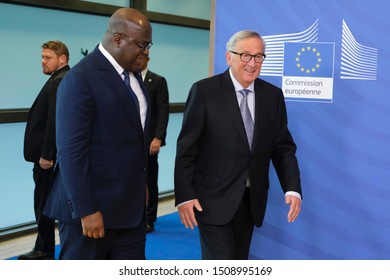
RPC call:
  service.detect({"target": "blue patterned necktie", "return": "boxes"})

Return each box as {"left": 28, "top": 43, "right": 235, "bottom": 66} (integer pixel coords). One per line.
{"left": 239, "top": 89, "right": 254, "bottom": 149}
{"left": 123, "top": 70, "right": 140, "bottom": 112}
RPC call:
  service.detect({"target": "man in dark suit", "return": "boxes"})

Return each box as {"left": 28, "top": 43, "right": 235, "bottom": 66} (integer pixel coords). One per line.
{"left": 44, "top": 8, "right": 153, "bottom": 259}
{"left": 174, "top": 30, "right": 302, "bottom": 260}
{"left": 139, "top": 54, "right": 169, "bottom": 233}
{"left": 20, "top": 40, "right": 70, "bottom": 260}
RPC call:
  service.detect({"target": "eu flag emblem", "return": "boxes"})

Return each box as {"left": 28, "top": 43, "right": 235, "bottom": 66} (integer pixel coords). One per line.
{"left": 283, "top": 42, "right": 334, "bottom": 78}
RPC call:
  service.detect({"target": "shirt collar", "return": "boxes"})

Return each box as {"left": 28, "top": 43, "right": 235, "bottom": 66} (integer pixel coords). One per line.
{"left": 98, "top": 43, "right": 125, "bottom": 76}
{"left": 229, "top": 68, "right": 255, "bottom": 93}
{"left": 141, "top": 68, "right": 148, "bottom": 81}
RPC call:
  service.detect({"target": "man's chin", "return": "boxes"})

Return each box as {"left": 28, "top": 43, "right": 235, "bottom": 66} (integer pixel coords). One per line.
{"left": 129, "top": 64, "right": 141, "bottom": 72}
{"left": 244, "top": 72, "right": 260, "bottom": 81}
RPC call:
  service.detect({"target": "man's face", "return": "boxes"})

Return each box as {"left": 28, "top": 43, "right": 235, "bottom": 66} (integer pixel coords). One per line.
{"left": 41, "top": 49, "right": 61, "bottom": 75}
{"left": 117, "top": 26, "right": 152, "bottom": 72}
{"left": 226, "top": 37, "right": 265, "bottom": 88}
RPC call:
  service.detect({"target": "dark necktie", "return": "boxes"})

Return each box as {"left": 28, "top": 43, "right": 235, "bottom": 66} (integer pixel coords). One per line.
{"left": 239, "top": 89, "right": 254, "bottom": 149}
{"left": 123, "top": 70, "right": 140, "bottom": 112}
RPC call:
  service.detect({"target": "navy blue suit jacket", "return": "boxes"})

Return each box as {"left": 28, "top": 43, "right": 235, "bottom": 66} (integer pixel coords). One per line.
{"left": 45, "top": 47, "right": 150, "bottom": 229}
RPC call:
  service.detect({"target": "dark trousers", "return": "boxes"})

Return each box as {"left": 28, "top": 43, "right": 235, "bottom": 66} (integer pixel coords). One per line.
{"left": 32, "top": 163, "right": 55, "bottom": 254}
{"left": 58, "top": 220, "right": 146, "bottom": 260}
{"left": 146, "top": 154, "right": 159, "bottom": 223}
{"left": 198, "top": 188, "right": 254, "bottom": 260}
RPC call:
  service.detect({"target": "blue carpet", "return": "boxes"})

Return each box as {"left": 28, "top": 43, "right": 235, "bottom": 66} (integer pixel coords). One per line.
{"left": 8, "top": 212, "right": 201, "bottom": 260}
{"left": 146, "top": 212, "right": 201, "bottom": 260}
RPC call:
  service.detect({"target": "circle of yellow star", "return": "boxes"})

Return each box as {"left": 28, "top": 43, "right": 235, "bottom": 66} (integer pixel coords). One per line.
{"left": 295, "top": 46, "right": 321, "bottom": 74}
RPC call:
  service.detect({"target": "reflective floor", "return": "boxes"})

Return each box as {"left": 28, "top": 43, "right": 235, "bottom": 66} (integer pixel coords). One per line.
{"left": 0, "top": 197, "right": 176, "bottom": 260}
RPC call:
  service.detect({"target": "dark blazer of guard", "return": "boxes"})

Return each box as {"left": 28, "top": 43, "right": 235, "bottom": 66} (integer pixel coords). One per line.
{"left": 45, "top": 47, "right": 150, "bottom": 229}
{"left": 143, "top": 70, "right": 169, "bottom": 146}
{"left": 175, "top": 69, "right": 301, "bottom": 228}
{"left": 24, "top": 65, "right": 70, "bottom": 163}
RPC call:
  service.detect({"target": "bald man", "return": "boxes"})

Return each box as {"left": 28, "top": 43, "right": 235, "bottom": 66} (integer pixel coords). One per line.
{"left": 44, "top": 8, "right": 153, "bottom": 260}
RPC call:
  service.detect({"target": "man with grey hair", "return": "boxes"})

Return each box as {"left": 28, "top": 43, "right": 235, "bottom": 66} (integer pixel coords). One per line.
{"left": 175, "top": 30, "right": 302, "bottom": 259}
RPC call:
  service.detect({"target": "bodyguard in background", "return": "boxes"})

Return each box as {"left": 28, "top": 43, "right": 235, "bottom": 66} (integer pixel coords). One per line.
{"left": 174, "top": 30, "right": 302, "bottom": 259}
{"left": 139, "top": 54, "right": 169, "bottom": 233}
{"left": 20, "top": 40, "right": 70, "bottom": 260}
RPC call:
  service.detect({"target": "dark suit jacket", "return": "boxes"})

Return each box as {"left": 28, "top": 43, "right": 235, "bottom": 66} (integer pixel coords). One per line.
{"left": 174, "top": 69, "right": 301, "bottom": 227}
{"left": 24, "top": 65, "right": 70, "bottom": 163}
{"left": 143, "top": 70, "right": 169, "bottom": 146}
{"left": 44, "top": 47, "right": 150, "bottom": 229}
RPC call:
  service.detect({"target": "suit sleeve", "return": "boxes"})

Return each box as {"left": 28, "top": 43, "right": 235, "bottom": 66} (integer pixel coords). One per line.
{"left": 154, "top": 76, "right": 169, "bottom": 143}
{"left": 41, "top": 78, "right": 61, "bottom": 161}
{"left": 174, "top": 83, "right": 205, "bottom": 205}
{"left": 271, "top": 89, "right": 302, "bottom": 196}
{"left": 56, "top": 73, "right": 97, "bottom": 219}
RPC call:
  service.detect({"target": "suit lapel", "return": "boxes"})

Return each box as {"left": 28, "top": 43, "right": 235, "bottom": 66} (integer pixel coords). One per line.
{"left": 144, "top": 70, "right": 153, "bottom": 84}
{"left": 219, "top": 70, "right": 251, "bottom": 151}
{"left": 252, "top": 79, "right": 266, "bottom": 151}
{"left": 93, "top": 49, "right": 144, "bottom": 136}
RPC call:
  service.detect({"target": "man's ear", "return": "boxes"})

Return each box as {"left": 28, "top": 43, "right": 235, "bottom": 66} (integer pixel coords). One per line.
{"left": 226, "top": 51, "right": 232, "bottom": 66}
{"left": 59, "top": 54, "right": 67, "bottom": 65}
{"left": 113, "top": 33, "right": 122, "bottom": 47}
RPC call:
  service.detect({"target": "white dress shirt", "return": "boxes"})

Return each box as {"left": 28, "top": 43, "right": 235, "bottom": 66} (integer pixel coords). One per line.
{"left": 98, "top": 43, "right": 147, "bottom": 130}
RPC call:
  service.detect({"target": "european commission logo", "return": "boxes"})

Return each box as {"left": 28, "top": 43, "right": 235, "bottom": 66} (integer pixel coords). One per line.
{"left": 282, "top": 42, "right": 335, "bottom": 102}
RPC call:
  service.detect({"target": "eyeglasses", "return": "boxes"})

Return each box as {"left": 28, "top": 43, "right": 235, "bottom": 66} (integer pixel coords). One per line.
{"left": 120, "top": 33, "right": 153, "bottom": 51}
{"left": 230, "top": 51, "right": 266, "bottom": 63}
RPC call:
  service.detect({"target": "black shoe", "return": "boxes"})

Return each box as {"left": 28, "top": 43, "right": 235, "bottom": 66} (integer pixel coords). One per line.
{"left": 17, "top": 249, "right": 54, "bottom": 260}
{"left": 146, "top": 222, "right": 155, "bottom": 233}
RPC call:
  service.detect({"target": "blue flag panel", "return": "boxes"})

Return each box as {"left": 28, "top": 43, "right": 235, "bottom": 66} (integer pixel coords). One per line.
{"left": 283, "top": 42, "right": 334, "bottom": 78}
{"left": 214, "top": 0, "right": 390, "bottom": 260}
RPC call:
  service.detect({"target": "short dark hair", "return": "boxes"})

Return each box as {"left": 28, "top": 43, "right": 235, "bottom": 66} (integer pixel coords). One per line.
{"left": 41, "top": 40, "right": 69, "bottom": 62}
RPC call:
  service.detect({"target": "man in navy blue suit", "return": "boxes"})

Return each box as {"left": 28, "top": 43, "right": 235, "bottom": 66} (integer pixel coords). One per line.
{"left": 44, "top": 8, "right": 153, "bottom": 259}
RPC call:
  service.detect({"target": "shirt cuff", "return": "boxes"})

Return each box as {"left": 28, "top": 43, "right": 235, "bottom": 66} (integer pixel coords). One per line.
{"left": 176, "top": 199, "right": 195, "bottom": 208}
{"left": 285, "top": 191, "right": 302, "bottom": 201}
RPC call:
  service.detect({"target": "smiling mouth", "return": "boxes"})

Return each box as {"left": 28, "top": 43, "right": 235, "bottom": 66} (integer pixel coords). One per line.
{"left": 244, "top": 68, "right": 257, "bottom": 73}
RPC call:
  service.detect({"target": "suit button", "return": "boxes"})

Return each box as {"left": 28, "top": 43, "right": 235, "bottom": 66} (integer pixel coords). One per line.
{"left": 67, "top": 200, "right": 73, "bottom": 211}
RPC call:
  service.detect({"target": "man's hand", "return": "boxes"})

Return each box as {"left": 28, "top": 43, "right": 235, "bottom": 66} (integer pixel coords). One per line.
{"left": 81, "top": 211, "right": 105, "bottom": 239}
{"left": 149, "top": 138, "right": 162, "bottom": 155}
{"left": 285, "top": 195, "right": 301, "bottom": 222}
{"left": 39, "top": 157, "right": 54, "bottom": 170}
{"left": 177, "top": 199, "right": 203, "bottom": 230}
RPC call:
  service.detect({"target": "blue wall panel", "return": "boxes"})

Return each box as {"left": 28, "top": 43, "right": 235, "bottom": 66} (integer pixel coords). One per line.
{"left": 215, "top": 0, "right": 390, "bottom": 259}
